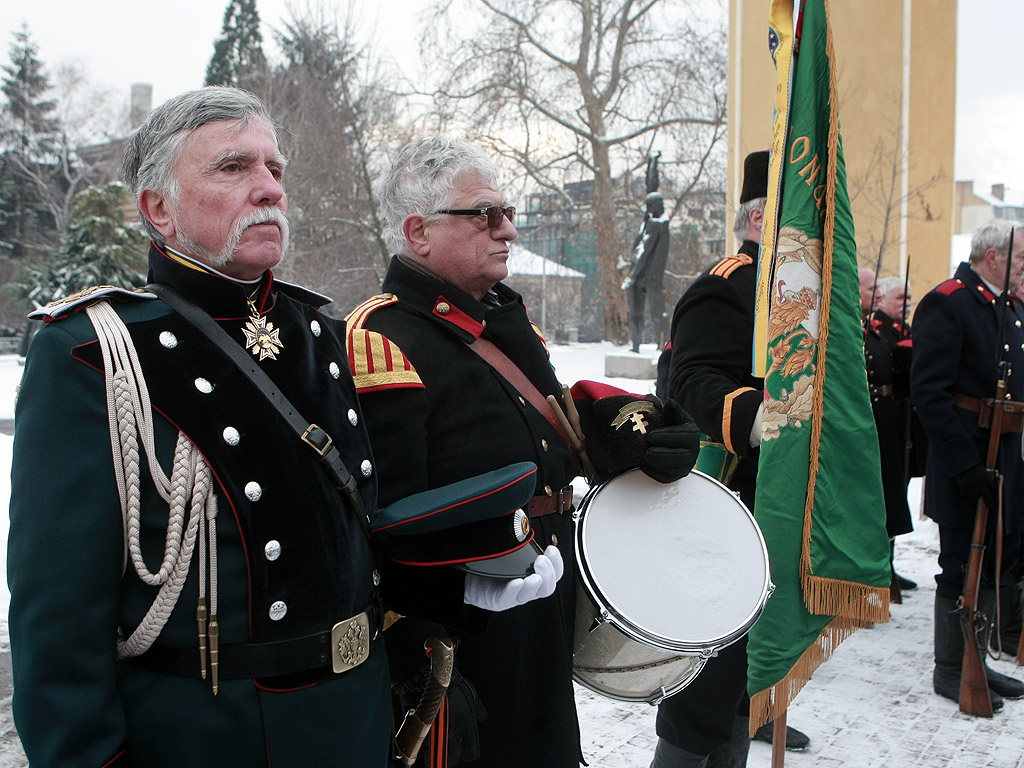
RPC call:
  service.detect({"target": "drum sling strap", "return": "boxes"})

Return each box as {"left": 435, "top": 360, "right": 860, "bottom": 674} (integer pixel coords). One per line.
{"left": 146, "top": 283, "right": 370, "bottom": 536}
{"left": 467, "top": 336, "right": 572, "bottom": 446}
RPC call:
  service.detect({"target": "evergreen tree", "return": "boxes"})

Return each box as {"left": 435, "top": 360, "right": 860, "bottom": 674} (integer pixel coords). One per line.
{"left": 205, "top": 0, "right": 268, "bottom": 88}
{"left": 27, "top": 182, "right": 148, "bottom": 303}
{"left": 1, "top": 23, "right": 60, "bottom": 161}
{"left": 0, "top": 24, "right": 65, "bottom": 260}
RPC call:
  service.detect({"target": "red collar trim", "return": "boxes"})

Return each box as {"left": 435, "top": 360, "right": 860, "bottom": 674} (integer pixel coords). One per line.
{"left": 432, "top": 295, "right": 484, "bottom": 337}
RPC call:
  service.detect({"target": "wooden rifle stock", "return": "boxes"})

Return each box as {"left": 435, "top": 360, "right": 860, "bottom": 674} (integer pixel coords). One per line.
{"left": 958, "top": 376, "right": 1007, "bottom": 717}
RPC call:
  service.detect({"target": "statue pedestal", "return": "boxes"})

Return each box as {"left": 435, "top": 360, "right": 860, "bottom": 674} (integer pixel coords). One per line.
{"left": 604, "top": 350, "right": 659, "bottom": 380}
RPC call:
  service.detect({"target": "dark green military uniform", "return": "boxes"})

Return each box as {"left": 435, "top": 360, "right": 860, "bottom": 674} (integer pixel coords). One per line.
{"left": 8, "top": 244, "right": 390, "bottom": 767}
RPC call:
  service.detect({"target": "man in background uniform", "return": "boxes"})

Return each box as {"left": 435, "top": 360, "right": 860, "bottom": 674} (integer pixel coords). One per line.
{"left": 864, "top": 275, "right": 917, "bottom": 597}
{"left": 652, "top": 151, "right": 809, "bottom": 767}
{"left": 911, "top": 218, "right": 1024, "bottom": 710}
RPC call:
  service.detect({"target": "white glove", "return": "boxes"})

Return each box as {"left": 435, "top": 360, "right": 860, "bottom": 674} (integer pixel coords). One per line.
{"left": 463, "top": 545, "right": 564, "bottom": 611}
{"left": 749, "top": 402, "right": 765, "bottom": 447}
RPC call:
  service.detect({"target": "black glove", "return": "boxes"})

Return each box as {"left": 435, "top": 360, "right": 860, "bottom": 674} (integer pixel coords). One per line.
{"left": 395, "top": 662, "right": 487, "bottom": 766}
{"left": 640, "top": 398, "right": 701, "bottom": 484}
{"left": 954, "top": 463, "right": 998, "bottom": 509}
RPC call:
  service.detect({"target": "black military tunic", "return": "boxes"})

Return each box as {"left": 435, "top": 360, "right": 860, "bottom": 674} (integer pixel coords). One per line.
{"left": 347, "top": 255, "right": 583, "bottom": 767}
{"left": 9, "top": 244, "right": 390, "bottom": 767}
{"left": 864, "top": 312, "right": 913, "bottom": 537}
{"left": 911, "top": 261, "right": 1024, "bottom": 595}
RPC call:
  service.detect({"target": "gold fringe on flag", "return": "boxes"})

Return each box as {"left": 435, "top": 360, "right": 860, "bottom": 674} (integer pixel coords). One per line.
{"left": 748, "top": 613, "right": 869, "bottom": 735}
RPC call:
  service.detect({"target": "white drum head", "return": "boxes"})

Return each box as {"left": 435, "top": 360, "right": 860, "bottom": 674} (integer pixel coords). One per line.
{"left": 576, "top": 469, "right": 770, "bottom": 654}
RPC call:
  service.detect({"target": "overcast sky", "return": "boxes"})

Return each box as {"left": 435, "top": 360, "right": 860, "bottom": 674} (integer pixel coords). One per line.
{"left": 1, "top": 0, "right": 1022, "bottom": 194}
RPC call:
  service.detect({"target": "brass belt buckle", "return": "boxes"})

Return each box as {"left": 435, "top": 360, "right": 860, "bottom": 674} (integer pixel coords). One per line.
{"left": 331, "top": 611, "right": 371, "bottom": 674}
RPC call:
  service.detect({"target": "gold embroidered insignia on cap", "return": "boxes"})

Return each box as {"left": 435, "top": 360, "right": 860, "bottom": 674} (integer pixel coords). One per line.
{"left": 611, "top": 400, "right": 657, "bottom": 435}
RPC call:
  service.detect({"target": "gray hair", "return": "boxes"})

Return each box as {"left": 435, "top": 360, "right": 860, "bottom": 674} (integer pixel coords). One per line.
{"left": 121, "top": 86, "right": 280, "bottom": 243}
{"left": 375, "top": 136, "right": 500, "bottom": 256}
{"left": 969, "top": 218, "right": 1023, "bottom": 264}
{"left": 875, "top": 275, "right": 904, "bottom": 298}
{"left": 733, "top": 196, "right": 767, "bottom": 241}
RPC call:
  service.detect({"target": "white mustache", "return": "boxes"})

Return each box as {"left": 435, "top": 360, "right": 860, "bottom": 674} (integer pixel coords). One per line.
{"left": 226, "top": 207, "right": 290, "bottom": 259}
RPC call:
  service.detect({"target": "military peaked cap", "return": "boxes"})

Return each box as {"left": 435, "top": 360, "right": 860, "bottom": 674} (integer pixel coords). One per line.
{"left": 372, "top": 461, "right": 541, "bottom": 578}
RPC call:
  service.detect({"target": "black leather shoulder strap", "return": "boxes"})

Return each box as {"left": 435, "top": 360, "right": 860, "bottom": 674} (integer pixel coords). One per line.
{"left": 146, "top": 283, "right": 369, "bottom": 534}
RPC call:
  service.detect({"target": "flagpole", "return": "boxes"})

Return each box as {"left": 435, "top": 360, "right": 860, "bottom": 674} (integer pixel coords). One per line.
{"left": 771, "top": 709, "right": 787, "bottom": 768}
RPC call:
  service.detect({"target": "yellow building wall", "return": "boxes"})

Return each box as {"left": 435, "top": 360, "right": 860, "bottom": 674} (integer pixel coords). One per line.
{"left": 729, "top": 0, "right": 957, "bottom": 305}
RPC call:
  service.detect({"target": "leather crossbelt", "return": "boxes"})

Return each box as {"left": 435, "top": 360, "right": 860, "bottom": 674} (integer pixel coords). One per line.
{"left": 145, "top": 283, "right": 368, "bottom": 535}
{"left": 125, "top": 609, "right": 378, "bottom": 680}
{"left": 953, "top": 393, "right": 1024, "bottom": 434}
{"left": 466, "top": 336, "right": 572, "bottom": 447}
{"left": 525, "top": 486, "right": 574, "bottom": 518}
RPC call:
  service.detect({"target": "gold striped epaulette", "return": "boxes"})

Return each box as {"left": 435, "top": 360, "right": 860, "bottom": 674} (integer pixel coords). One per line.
{"left": 708, "top": 253, "right": 754, "bottom": 279}
{"left": 345, "top": 294, "right": 424, "bottom": 393}
{"left": 530, "top": 322, "right": 548, "bottom": 348}
{"left": 29, "top": 285, "right": 158, "bottom": 321}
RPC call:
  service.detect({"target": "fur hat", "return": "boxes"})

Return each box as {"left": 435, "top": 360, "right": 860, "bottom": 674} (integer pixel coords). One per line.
{"left": 740, "top": 150, "right": 770, "bottom": 204}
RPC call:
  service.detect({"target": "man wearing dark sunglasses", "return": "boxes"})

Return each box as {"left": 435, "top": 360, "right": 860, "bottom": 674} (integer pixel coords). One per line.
{"left": 346, "top": 136, "right": 701, "bottom": 768}
{"left": 435, "top": 204, "right": 517, "bottom": 230}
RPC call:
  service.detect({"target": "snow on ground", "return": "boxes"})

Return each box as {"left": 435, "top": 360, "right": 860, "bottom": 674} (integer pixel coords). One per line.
{"left": 0, "top": 345, "right": 1021, "bottom": 766}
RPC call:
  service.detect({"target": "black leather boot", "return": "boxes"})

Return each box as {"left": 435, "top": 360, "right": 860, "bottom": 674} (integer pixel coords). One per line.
{"left": 650, "top": 737, "right": 709, "bottom": 768}
{"left": 706, "top": 716, "right": 751, "bottom": 768}
{"left": 979, "top": 589, "right": 1024, "bottom": 699}
{"left": 933, "top": 594, "right": 1004, "bottom": 711}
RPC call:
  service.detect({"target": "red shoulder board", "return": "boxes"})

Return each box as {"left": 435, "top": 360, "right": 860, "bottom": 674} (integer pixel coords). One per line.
{"left": 934, "top": 278, "right": 965, "bottom": 296}
{"left": 709, "top": 253, "right": 754, "bottom": 279}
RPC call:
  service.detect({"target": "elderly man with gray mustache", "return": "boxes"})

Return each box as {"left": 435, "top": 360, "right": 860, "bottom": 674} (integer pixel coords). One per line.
{"left": 8, "top": 86, "right": 392, "bottom": 767}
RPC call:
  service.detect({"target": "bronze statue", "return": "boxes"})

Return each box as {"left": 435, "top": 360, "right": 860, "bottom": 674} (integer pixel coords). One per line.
{"left": 621, "top": 153, "right": 670, "bottom": 353}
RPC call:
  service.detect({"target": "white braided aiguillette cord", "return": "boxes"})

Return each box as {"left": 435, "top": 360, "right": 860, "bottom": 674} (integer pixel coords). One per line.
{"left": 82, "top": 302, "right": 213, "bottom": 658}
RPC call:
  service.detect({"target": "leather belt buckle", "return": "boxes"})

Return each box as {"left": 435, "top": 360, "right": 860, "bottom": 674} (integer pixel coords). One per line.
{"left": 557, "top": 485, "right": 574, "bottom": 513}
{"left": 302, "top": 423, "right": 333, "bottom": 456}
{"left": 330, "top": 611, "right": 371, "bottom": 674}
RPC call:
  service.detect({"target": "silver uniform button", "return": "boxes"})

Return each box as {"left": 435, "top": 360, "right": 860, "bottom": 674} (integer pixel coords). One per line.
{"left": 265, "top": 540, "right": 282, "bottom": 561}
{"left": 360, "top": 459, "right": 373, "bottom": 477}
{"left": 329, "top": 361, "right": 341, "bottom": 379}
{"left": 310, "top": 320, "right": 322, "bottom": 337}
{"left": 159, "top": 331, "right": 178, "bottom": 349}
{"left": 194, "top": 378, "right": 214, "bottom": 394}
{"left": 348, "top": 409, "right": 358, "bottom": 427}
{"left": 222, "top": 426, "right": 241, "bottom": 446}
{"left": 245, "top": 481, "right": 263, "bottom": 501}
{"left": 269, "top": 601, "right": 288, "bottom": 621}
{"left": 373, "top": 569, "right": 381, "bottom": 587}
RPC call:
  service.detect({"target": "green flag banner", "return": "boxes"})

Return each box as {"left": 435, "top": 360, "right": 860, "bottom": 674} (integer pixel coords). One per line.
{"left": 748, "top": 0, "right": 891, "bottom": 733}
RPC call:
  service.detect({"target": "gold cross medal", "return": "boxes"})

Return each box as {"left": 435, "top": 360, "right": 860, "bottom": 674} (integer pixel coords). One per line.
{"left": 243, "top": 312, "right": 284, "bottom": 361}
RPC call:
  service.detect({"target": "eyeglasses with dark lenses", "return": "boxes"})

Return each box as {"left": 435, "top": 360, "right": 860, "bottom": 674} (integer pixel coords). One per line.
{"left": 435, "top": 205, "right": 516, "bottom": 230}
